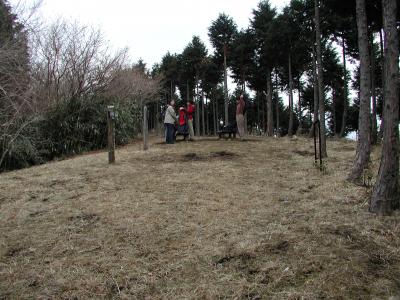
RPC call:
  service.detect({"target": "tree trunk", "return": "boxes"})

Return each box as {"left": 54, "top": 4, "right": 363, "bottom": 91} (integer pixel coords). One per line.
{"left": 340, "top": 36, "right": 348, "bottom": 137}
{"left": 242, "top": 73, "right": 246, "bottom": 93}
{"left": 257, "top": 92, "right": 260, "bottom": 134}
{"left": 276, "top": 96, "right": 280, "bottom": 137}
{"left": 266, "top": 69, "right": 274, "bottom": 136}
{"left": 206, "top": 99, "right": 209, "bottom": 135}
{"left": 379, "top": 29, "right": 385, "bottom": 62}
{"left": 309, "top": 47, "right": 319, "bottom": 138}
{"left": 288, "top": 54, "right": 294, "bottom": 137}
{"left": 296, "top": 82, "right": 303, "bottom": 136}
{"left": 332, "top": 88, "right": 337, "bottom": 135}
{"left": 201, "top": 92, "right": 206, "bottom": 136}
{"left": 315, "top": 0, "right": 327, "bottom": 157}
{"left": 348, "top": 0, "right": 372, "bottom": 182}
{"left": 196, "top": 99, "right": 200, "bottom": 136}
{"left": 262, "top": 91, "right": 266, "bottom": 133}
{"left": 243, "top": 81, "right": 249, "bottom": 134}
{"left": 378, "top": 29, "right": 385, "bottom": 139}
{"left": 143, "top": 105, "right": 149, "bottom": 151}
{"left": 138, "top": 99, "right": 143, "bottom": 135}
{"left": 213, "top": 97, "right": 217, "bottom": 135}
{"left": 223, "top": 44, "right": 229, "bottom": 125}
{"left": 195, "top": 77, "right": 200, "bottom": 136}
{"left": 370, "top": 35, "right": 378, "bottom": 145}
{"left": 370, "top": 0, "right": 399, "bottom": 214}
{"left": 275, "top": 73, "right": 280, "bottom": 137}
{"left": 216, "top": 95, "right": 219, "bottom": 130}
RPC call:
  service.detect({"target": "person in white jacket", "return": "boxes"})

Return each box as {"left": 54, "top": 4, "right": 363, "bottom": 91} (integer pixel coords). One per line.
{"left": 164, "top": 100, "right": 178, "bottom": 144}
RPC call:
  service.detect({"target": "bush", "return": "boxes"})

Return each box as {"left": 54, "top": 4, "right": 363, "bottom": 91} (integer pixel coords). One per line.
{"left": 0, "top": 117, "right": 44, "bottom": 171}
{"left": 0, "top": 135, "right": 42, "bottom": 170}
{"left": 0, "top": 97, "right": 140, "bottom": 172}
{"left": 38, "top": 97, "right": 138, "bottom": 159}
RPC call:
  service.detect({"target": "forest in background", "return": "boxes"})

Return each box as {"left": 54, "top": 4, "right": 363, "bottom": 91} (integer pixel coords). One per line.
{"left": 1, "top": 0, "right": 399, "bottom": 214}
{"left": 0, "top": 0, "right": 390, "bottom": 170}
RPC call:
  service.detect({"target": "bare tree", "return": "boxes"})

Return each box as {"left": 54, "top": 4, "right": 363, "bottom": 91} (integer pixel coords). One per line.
{"left": 339, "top": 36, "right": 348, "bottom": 138}
{"left": 288, "top": 55, "right": 294, "bottom": 137}
{"left": 266, "top": 69, "right": 273, "bottom": 137}
{"left": 31, "top": 21, "right": 128, "bottom": 108}
{"left": 309, "top": 49, "right": 319, "bottom": 138}
{"left": 314, "top": 0, "right": 327, "bottom": 157}
{"left": 370, "top": 36, "right": 378, "bottom": 145}
{"left": 348, "top": 0, "right": 371, "bottom": 182}
{"left": 106, "top": 65, "right": 162, "bottom": 105}
{"left": 0, "top": 1, "right": 37, "bottom": 169}
{"left": 1, "top": 13, "right": 162, "bottom": 170}
{"left": 370, "top": 0, "right": 399, "bottom": 214}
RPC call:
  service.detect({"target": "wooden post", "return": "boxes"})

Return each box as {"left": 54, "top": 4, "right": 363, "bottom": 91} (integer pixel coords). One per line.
{"left": 201, "top": 93, "right": 206, "bottom": 136}
{"left": 107, "top": 105, "right": 115, "bottom": 163}
{"left": 155, "top": 99, "right": 159, "bottom": 136}
{"left": 143, "top": 105, "right": 149, "bottom": 151}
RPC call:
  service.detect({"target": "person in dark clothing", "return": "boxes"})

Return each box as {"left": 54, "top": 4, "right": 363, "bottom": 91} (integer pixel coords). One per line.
{"left": 164, "top": 100, "right": 177, "bottom": 144}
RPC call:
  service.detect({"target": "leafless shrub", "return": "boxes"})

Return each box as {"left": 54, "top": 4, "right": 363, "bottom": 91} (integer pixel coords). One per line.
{"left": 105, "top": 65, "right": 163, "bottom": 105}
{"left": 0, "top": 33, "right": 34, "bottom": 168}
{"left": 30, "top": 20, "right": 129, "bottom": 109}
{"left": 0, "top": 13, "right": 161, "bottom": 170}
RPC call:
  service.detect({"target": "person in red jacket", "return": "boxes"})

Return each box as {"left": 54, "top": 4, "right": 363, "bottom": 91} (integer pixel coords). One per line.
{"left": 176, "top": 106, "right": 189, "bottom": 140}
{"left": 179, "top": 107, "right": 187, "bottom": 126}
{"left": 186, "top": 100, "right": 196, "bottom": 141}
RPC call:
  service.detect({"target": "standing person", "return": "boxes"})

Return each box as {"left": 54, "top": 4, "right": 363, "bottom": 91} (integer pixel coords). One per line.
{"left": 164, "top": 99, "right": 177, "bottom": 144}
{"left": 187, "top": 100, "right": 196, "bottom": 141}
{"left": 236, "top": 94, "right": 246, "bottom": 140}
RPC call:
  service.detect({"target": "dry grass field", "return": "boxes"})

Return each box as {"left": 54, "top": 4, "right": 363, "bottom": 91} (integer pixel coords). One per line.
{"left": 1, "top": 136, "right": 400, "bottom": 299}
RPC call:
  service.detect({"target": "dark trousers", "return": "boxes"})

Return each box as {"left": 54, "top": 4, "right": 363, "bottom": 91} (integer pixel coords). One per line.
{"left": 165, "top": 123, "right": 175, "bottom": 144}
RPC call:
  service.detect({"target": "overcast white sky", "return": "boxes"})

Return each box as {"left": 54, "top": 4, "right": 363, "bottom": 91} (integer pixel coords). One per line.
{"left": 12, "top": 0, "right": 289, "bottom": 68}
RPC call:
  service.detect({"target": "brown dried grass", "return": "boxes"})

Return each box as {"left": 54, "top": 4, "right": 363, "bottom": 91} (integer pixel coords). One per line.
{"left": 1, "top": 136, "right": 400, "bottom": 299}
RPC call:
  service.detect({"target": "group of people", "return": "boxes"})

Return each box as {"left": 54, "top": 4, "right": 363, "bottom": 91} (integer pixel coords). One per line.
{"left": 163, "top": 94, "right": 246, "bottom": 144}
{"left": 163, "top": 100, "right": 196, "bottom": 144}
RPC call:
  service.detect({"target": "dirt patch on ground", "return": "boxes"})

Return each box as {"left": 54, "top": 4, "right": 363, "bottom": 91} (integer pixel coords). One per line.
{"left": 210, "top": 150, "right": 236, "bottom": 158}
{"left": 293, "top": 150, "right": 315, "bottom": 157}
{"left": 182, "top": 152, "right": 204, "bottom": 161}
{"left": 4, "top": 247, "right": 24, "bottom": 258}
{"left": 0, "top": 136, "right": 399, "bottom": 299}
{"left": 181, "top": 151, "right": 238, "bottom": 162}
{"left": 68, "top": 212, "right": 100, "bottom": 223}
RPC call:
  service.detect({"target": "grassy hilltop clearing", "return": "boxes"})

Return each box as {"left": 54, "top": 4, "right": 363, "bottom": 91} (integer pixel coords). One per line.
{"left": 1, "top": 137, "right": 400, "bottom": 299}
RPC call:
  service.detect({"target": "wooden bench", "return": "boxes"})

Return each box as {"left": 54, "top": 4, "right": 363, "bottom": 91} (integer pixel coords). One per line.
{"left": 218, "top": 123, "right": 237, "bottom": 139}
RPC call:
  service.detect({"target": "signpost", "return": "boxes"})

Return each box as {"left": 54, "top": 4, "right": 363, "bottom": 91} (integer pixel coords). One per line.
{"left": 107, "top": 105, "right": 116, "bottom": 163}
{"left": 143, "top": 105, "right": 149, "bottom": 151}
{"left": 313, "top": 120, "right": 322, "bottom": 170}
